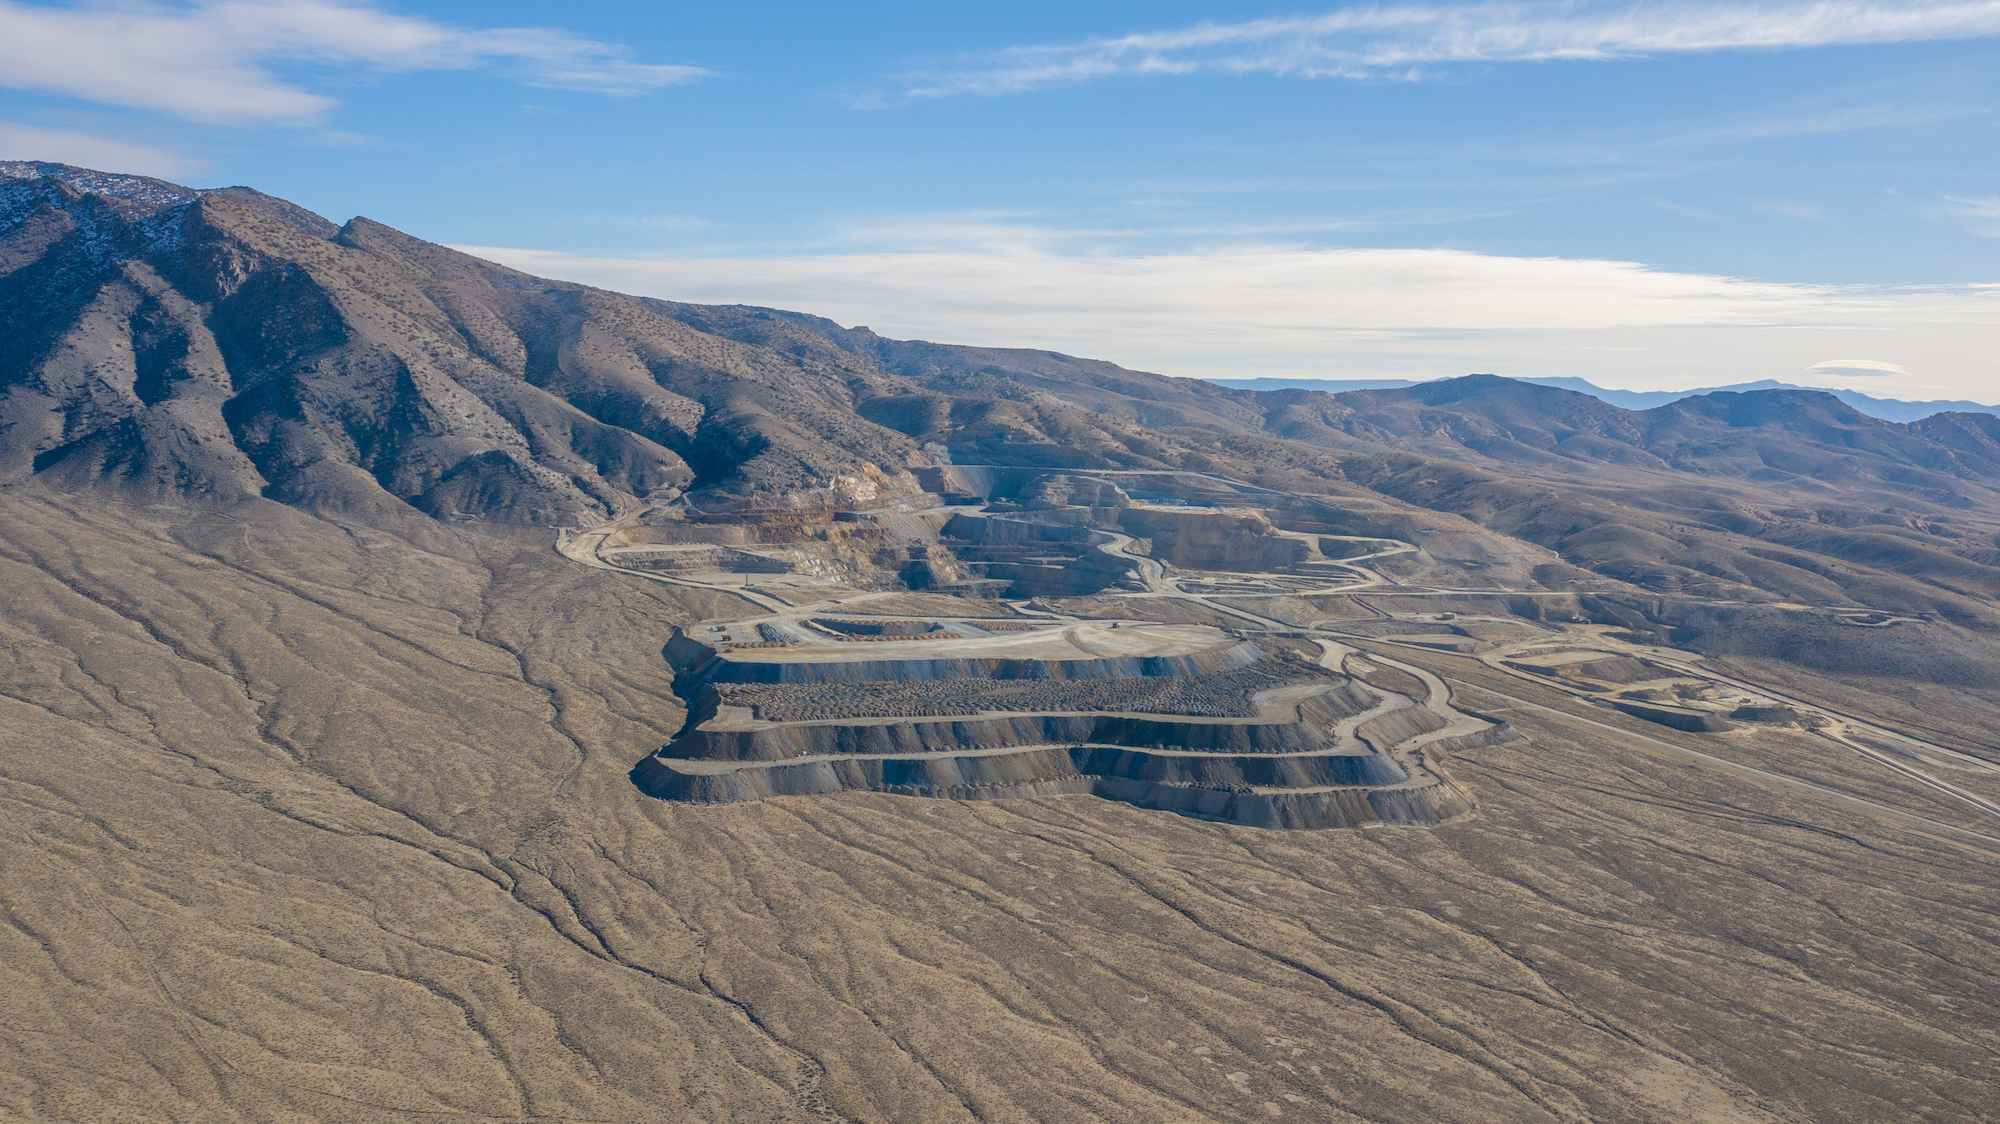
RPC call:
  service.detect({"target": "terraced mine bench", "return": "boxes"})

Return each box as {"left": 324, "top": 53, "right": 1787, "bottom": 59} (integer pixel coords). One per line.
{"left": 633, "top": 621, "right": 1486, "bottom": 830}
{"left": 805, "top": 619, "right": 969, "bottom": 642}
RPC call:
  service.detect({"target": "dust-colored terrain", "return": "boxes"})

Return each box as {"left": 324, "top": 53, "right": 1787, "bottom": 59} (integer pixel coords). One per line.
{"left": 4, "top": 162, "right": 1999, "bottom": 1123}
{"left": 8, "top": 490, "right": 1998, "bottom": 1123}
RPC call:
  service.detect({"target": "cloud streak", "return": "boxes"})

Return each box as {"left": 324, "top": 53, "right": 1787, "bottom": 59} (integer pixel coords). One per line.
{"left": 0, "top": 0, "right": 706, "bottom": 125}
{"left": 452, "top": 242, "right": 2000, "bottom": 398}
{"left": 883, "top": 1, "right": 2000, "bottom": 101}
{"left": 0, "top": 123, "right": 200, "bottom": 176}
{"left": 1807, "top": 358, "right": 1910, "bottom": 376}
{"left": 1947, "top": 195, "right": 2000, "bottom": 236}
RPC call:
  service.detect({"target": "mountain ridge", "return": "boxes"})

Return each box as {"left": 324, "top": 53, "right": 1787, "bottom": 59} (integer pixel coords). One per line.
{"left": 1207, "top": 374, "right": 1999, "bottom": 422}
{"left": 7, "top": 160, "right": 1995, "bottom": 518}
{"left": 7, "top": 163, "right": 2000, "bottom": 631}
{"left": 6, "top": 162, "right": 2000, "bottom": 1124}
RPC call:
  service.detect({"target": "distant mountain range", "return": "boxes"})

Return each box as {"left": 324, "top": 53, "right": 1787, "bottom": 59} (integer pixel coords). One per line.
{"left": 9, "top": 162, "right": 2000, "bottom": 1124}
{"left": 1204, "top": 376, "right": 1999, "bottom": 424}
{"left": 8, "top": 159, "right": 2000, "bottom": 626}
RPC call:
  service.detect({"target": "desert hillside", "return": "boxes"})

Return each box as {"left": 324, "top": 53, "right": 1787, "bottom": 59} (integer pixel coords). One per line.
{"left": 3, "top": 162, "right": 1997, "bottom": 1123}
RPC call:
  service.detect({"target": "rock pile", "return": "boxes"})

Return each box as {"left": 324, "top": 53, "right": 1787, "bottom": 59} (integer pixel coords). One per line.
{"left": 805, "top": 618, "right": 966, "bottom": 641}
{"left": 811, "top": 618, "right": 945, "bottom": 636}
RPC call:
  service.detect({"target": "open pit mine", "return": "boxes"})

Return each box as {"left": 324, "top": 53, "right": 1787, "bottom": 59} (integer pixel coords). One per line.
{"left": 562, "top": 464, "right": 2000, "bottom": 841}
{"left": 14, "top": 164, "right": 2000, "bottom": 1123}
{"left": 635, "top": 620, "right": 1489, "bottom": 829}
{"left": 572, "top": 467, "right": 1515, "bottom": 829}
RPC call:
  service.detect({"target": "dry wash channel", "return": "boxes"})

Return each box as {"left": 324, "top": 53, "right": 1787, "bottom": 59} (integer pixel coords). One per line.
{"left": 632, "top": 620, "right": 1483, "bottom": 829}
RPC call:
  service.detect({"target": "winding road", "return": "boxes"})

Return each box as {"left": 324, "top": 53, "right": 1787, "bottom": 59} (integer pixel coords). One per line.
{"left": 561, "top": 467, "right": 1999, "bottom": 842}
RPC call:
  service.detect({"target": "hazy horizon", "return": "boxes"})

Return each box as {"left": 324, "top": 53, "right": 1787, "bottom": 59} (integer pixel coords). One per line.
{"left": 4, "top": 0, "right": 1995, "bottom": 396}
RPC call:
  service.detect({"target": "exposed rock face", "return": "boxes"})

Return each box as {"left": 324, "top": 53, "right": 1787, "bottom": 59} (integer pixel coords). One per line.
{"left": 13, "top": 163, "right": 2000, "bottom": 627}
{"left": 667, "top": 632, "right": 1265, "bottom": 685}
{"left": 17, "top": 163, "right": 2000, "bottom": 629}
{"left": 1355, "top": 705, "right": 1449, "bottom": 749}
{"left": 939, "top": 512, "right": 1137, "bottom": 596}
{"left": 0, "top": 162, "right": 924, "bottom": 521}
{"left": 661, "top": 686, "right": 1384, "bottom": 763}
{"left": 1024, "top": 473, "right": 1131, "bottom": 509}
{"left": 714, "top": 655, "right": 1339, "bottom": 720}
{"left": 1096, "top": 775, "right": 1475, "bottom": 830}
{"left": 9, "top": 167, "right": 2000, "bottom": 1124}
{"left": 1116, "top": 507, "right": 1309, "bottom": 571}
{"left": 1731, "top": 704, "right": 1820, "bottom": 726}
{"left": 1612, "top": 699, "right": 1736, "bottom": 732}
{"left": 633, "top": 748, "right": 1429, "bottom": 830}
{"left": 641, "top": 627, "right": 1475, "bottom": 830}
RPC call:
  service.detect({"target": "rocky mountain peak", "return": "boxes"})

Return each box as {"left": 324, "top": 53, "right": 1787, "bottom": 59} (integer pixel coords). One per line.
{"left": 0, "top": 160, "right": 206, "bottom": 208}
{"left": 0, "top": 164, "right": 932, "bottom": 524}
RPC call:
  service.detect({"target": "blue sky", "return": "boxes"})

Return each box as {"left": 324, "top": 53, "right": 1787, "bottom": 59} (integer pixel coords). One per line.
{"left": 2, "top": 1, "right": 1997, "bottom": 398}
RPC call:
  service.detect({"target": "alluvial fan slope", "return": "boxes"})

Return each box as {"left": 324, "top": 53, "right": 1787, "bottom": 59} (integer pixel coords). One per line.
{"left": 4, "top": 163, "right": 2000, "bottom": 1123}
{"left": 6, "top": 492, "right": 1999, "bottom": 1123}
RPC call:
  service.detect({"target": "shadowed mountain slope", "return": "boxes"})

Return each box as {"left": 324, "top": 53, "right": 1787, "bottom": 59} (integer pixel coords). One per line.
{"left": 753, "top": 307, "right": 2000, "bottom": 497}
{"left": 761, "top": 310, "right": 1278, "bottom": 433}
{"left": 6, "top": 164, "right": 2000, "bottom": 1124}
{"left": 1325, "top": 375, "right": 2000, "bottom": 488}
{"left": 1212, "top": 375, "right": 2000, "bottom": 423}
{"left": 734, "top": 313, "right": 2000, "bottom": 626}
{"left": 8, "top": 162, "right": 2000, "bottom": 632}
{"left": 0, "top": 162, "right": 925, "bottom": 523}
{"left": 747, "top": 318, "right": 2000, "bottom": 627}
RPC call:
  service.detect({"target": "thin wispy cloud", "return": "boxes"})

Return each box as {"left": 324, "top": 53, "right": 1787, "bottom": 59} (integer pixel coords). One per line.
{"left": 1808, "top": 358, "right": 1910, "bottom": 376}
{"left": 1947, "top": 194, "right": 2000, "bottom": 235}
{"left": 553, "top": 213, "right": 722, "bottom": 232}
{"left": 0, "top": 0, "right": 706, "bottom": 126}
{"left": 1692, "top": 102, "right": 1979, "bottom": 143}
{"left": 1647, "top": 198, "right": 1718, "bottom": 220}
{"left": 1758, "top": 200, "right": 1836, "bottom": 221}
{"left": 462, "top": 243, "right": 1839, "bottom": 333}
{"left": 815, "top": 207, "right": 1508, "bottom": 253}
{"left": 452, "top": 240, "right": 2000, "bottom": 397}
{"left": 880, "top": 1, "right": 2000, "bottom": 102}
{"left": 0, "top": 122, "right": 200, "bottom": 176}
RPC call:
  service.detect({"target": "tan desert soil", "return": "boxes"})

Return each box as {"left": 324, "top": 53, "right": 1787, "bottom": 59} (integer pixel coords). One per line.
{"left": 1050, "top": 598, "right": 1249, "bottom": 628}
{"left": 8, "top": 165, "right": 2000, "bottom": 1123}
{"left": 823, "top": 594, "right": 1016, "bottom": 618}
{"left": 1340, "top": 659, "right": 1430, "bottom": 704}
{"left": 3, "top": 491, "right": 1996, "bottom": 1123}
